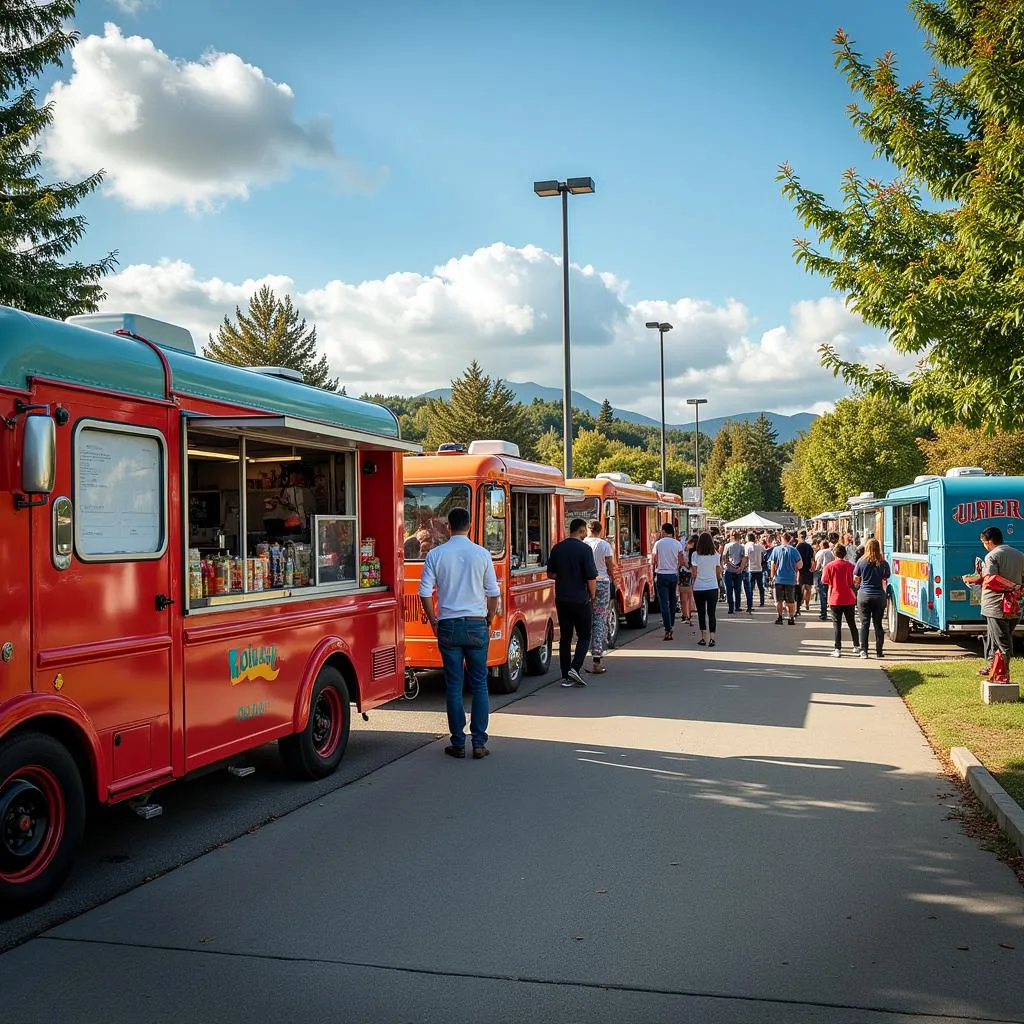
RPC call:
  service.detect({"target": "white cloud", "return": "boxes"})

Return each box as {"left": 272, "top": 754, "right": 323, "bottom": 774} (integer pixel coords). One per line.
{"left": 97, "top": 243, "right": 905, "bottom": 421}
{"left": 43, "top": 24, "right": 356, "bottom": 211}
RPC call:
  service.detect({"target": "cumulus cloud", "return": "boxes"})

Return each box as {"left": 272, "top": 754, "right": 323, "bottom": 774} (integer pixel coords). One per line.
{"left": 43, "top": 24, "right": 357, "bottom": 210}
{"left": 97, "top": 242, "right": 902, "bottom": 420}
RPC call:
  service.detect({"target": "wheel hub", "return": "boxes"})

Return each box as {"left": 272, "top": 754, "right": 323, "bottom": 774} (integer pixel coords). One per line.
{"left": 0, "top": 779, "right": 47, "bottom": 861}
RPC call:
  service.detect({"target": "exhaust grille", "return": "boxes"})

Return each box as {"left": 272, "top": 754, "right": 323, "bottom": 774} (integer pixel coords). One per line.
{"left": 372, "top": 646, "right": 398, "bottom": 679}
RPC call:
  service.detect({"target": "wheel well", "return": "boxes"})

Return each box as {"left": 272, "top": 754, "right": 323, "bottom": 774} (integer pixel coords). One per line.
{"left": 6, "top": 715, "right": 96, "bottom": 804}
{"left": 323, "top": 653, "right": 360, "bottom": 710}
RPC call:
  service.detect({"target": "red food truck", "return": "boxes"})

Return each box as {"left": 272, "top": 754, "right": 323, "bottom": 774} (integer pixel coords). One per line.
{"left": 403, "top": 441, "right": 580, "bottom": 694}
{"left": 564, "top": 473, "right": 664, "bottom": 637}
{"left": 0, "top": 306, "right": 419, "bottom": 907}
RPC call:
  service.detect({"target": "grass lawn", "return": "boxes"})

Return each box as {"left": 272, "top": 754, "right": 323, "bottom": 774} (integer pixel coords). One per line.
{"left": 887, "top": 659, "right": 1024, "bottom": 810}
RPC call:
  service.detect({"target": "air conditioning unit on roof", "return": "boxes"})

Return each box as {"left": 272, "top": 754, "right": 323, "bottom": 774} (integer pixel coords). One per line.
{"left": 596, "top": 471, "right": 632, "bottom": 483}
{"left": 945, "top": 466, "right": 986, "bottom": 477}
{"left": 67, "top": 312, "right": 196, "bottom": 354}
{"left": 468, "top": 440, "right": 520, "bottom": 457}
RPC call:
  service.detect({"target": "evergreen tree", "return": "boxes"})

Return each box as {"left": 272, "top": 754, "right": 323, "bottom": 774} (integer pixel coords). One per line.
{"left": 745, "top": 412, "right": 785, "bottom": 509}
{"left": 703, "top": 421, "right": 734, "bottom": 489}
{"left": 207, "top": 286, "right": 338, "bottom": 391}
{"left": 425, "top": 360, "right": 538, "bottom": 457}
{"left": 780, "top": 2, "right": 1024, "bottom": 429}
{"left": 705, "top": 464, "right": 765, "bottom": 522}
{"left": 0, "top": 1, "right": 115, "bottom": 318}
{"left": 596, "top": 398, "right": 615, "bottom": 431}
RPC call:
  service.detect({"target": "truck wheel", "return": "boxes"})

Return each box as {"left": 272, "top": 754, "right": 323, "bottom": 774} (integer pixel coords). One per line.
{"left": 0, "top": 733, "right": 86, "bottom": 909}
{"left": 525, "top": 625, "right": 553, "bottom": 676}
{"left": 626, "top": 591, "right": 650, "bottom": 628}
{"left": 887, "top": 595, "right": 910, "bottom": 644}
{"left": 607, "top": 596, "right": 621, "bottom": 648}
{"left": 492, "top": 625, "right": 526, "bottom": 694}
{"left": 279, "top": 666, "right": 351, "bottom": 780}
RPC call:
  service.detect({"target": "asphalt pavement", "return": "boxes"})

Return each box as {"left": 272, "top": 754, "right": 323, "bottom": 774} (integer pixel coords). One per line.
{"left": 1, "top": 605, "right": 1022, "bottom": 1024}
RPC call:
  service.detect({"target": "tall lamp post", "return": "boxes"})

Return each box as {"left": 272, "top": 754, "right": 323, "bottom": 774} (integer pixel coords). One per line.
{"left": 533, "top": 176, "right": 596, "bottom": 478}
{"left": 645, "top": 321, "right": 673, "bottom": 491}
{"left": 686, "top": 398, "right": 708, "bottom": 492}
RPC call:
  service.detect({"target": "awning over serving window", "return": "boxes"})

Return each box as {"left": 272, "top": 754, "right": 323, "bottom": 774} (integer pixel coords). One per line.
{"left": 185, "top": 414, "right": 423, "bottom": 453}
{"left": 509, "top": 485, "right": 585, "bottom": 498}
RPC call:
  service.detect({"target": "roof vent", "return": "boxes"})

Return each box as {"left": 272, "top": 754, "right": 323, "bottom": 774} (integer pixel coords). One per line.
{"left": 644, "top": 480, "right": 661, "bottom": 489}
{"left": 596, "top": 471, "right": 632, "bottom": 483}
{"left": 249, "top": 366, "right": 304, "bottom": 383}
{"left": 467, "top": 440, "right": 521, "bottom": 457}
{"left": 66, "top": 312, "right": 196, "bottom": 354}
{"left": 437, "top": 443, "right": 468, "bottom": 454}
{"left": 945, "top": 466, "right": 986, "bottom": 477}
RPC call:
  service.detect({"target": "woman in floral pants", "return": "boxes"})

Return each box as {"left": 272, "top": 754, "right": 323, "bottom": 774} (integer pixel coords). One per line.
{"left": 584, "top": 520, "right": 615, "bottom": 674}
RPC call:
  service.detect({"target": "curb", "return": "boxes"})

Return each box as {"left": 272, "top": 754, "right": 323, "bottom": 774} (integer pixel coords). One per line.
{"left": 950, "top": 746, "right": 1024, "bottom": 855}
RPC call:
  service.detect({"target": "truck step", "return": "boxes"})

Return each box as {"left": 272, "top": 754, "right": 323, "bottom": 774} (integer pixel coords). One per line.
{"left": 228, "top": 764, "right": 256, "bottom": 778}
{"left": 131, "top": 802, "right": 163, "bottom": 820}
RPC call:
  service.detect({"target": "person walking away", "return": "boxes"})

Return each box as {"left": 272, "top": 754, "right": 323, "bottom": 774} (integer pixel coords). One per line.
{"left": 768, "top": 531, "right": 803, "bottom": 625}
{"left": 843, "top": 532, "right": 858, "bottom": 564}
{"left": 853, "top": 538, "right": 891, "bottom": 659}
{"left": 678, "top": 534, "right": 698, "bottom": 628}
{"left": 796, "top": 530, "right": 815, "bottom": 613}
{"left": 583, "top": 520, "right": 615, "bottom": 674}
{"left": 743, "top": 531, "right": 765, "bottom": 611}
{"left": 418, "top": 507, "right": 500, "bottom": 759}
{"left": 547, "top": 518, "right": 598, "bottom": 686}
{"left": 691, "top": 531, "right": 723, "bottom": 647}
{"left": 652, "top": 522, "right": 684, "bottom": 639}
{"left": 722, "top": 529, "right": 748, "bottom": 615}
{"left": 821, "top": 544, "right": 858, "bottom": 657}
{"left": 963, "top": 526, "right": 1024, "bottom": 683}
{"left": 814, "top": 538, "right": 835, "bottom": 621}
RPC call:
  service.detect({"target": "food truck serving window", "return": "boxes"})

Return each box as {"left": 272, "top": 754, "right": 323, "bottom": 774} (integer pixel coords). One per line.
{"left": 894, "top": 501, "right": 928, "bottom": 554}
{"left": 404, "top": 484, "right": 471, "bottom": 560}
{"left": 73, "top": 422, "right": 168, "bottom": 561}
{"left": 184, "top": 421, "right": 359, "bottom": 609}
{"left": 511, "top": 491, "right": 551, "bottom": 570}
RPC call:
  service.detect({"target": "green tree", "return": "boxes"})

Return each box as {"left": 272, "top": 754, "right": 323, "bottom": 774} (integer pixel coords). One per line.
{"left": 535, "top": 427, "right": 563, "bottom": 469}
{"left": 596, "top": 398, "right": 615, "bottom": 431}
{"left": 703, "top": 421, "right": 734, "bottom": 489}
{"left": 207, "top": 285, "right": 338, "bottom": 391}
{"left": 0, "top": 0, "right": 116, "bottom": 318}
{"left": 781, "top": 395, "right": 924, "bottom": 517}
{"left": 425, "top": 360, "right": 538, "bottom": 457}
{"left": 917, "top": 425, "right": 1024, "bottom": 476}
{"left": 745, "top": 413, "right": 785, "bottom": 509}
{"left": 705, "top": 464, "right": 765, "bottom": 521}
{"left": 779, "top": 2, "right": 1024, "bottom": 429}
{"left": 596, "top": 447, "right": 661, "bottom": 486}
{"left": 572, "top": 428, "right": 618, "bottom": 477}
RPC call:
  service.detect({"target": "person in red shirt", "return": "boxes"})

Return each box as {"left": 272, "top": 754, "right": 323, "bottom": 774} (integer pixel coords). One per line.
{"left": 821, "top": 543, "right": 858, "bottom": 657}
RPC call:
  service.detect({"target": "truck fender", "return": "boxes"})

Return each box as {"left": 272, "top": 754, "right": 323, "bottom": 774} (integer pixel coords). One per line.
{"left": 0, "top": 692, "right": 105, "bottom": 801}
{"left": 292, "top": 636, "right": 355, "bottom": 731}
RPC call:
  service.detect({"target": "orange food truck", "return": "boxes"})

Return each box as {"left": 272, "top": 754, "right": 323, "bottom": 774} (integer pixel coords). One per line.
{"left": 564, "top": 473, "right": 665, "bottom": 637}
{"left": 0, "top": 306, "right": 419, "bottom": 907}
{"left": 657, "top": 489, "right": 690, "bottom": 537}
{"left": 403, "top": 441, "right": 580, "bottom": 694}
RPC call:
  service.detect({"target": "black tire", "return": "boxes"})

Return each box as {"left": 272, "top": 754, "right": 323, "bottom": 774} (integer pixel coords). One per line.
{"left": 492, "top": 625, "right": 526, "bottom": 694}
{"left": 525, "top": 625, "right": 553, "bottom": 676}
{"left": 626, "top": 591, "right": 650, "bottom": 628}
{"left": 607, "top": 595, "right": 622, "bottom": 648}
{"left": 887, "top": 594, "right": 910, "bottom": 644}
{"left": 279, "top": 666, "right": 351, "bottom": 780}
{"left": 0, "top": 732, "right": 86, "bottom": 909}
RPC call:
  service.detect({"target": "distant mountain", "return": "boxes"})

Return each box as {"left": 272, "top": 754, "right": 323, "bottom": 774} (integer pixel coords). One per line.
{"left": 419, "top": 380, "right": 817, "bottom": 442}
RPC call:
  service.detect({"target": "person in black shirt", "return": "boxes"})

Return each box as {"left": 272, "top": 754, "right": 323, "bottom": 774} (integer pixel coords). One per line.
{"left": 547, "top": 517, "right": 598, "bottom": 687}
{"left": 796, "top": 529, "right": 815, "bottom": 614}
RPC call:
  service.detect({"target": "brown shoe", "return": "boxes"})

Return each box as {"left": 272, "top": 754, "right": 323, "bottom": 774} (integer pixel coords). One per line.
{"left": 444, "top": 745, "right": 466, "bottom": 759}
{"left": 472, "top": 746, "right": 490, "bottom": 759}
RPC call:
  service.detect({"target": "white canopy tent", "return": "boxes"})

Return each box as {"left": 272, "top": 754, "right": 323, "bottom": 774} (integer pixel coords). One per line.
{"left": 723, "top": 511, "right": 784, "bottom": 530}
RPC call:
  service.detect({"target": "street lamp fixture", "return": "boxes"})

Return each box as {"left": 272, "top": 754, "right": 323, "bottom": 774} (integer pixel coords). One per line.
{"left": 645, "top": 321, "right": 673, "bottom": 491}
{"left": 686, "top": 398, "right": 709, "bottom": 492}
{"left": 533, "top": 176, "right": 596, "bottom": 478}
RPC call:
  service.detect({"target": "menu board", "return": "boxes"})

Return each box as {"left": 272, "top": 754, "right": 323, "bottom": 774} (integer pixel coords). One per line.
{"left": 77, "top": 427, "right": 164, "bottom": 556}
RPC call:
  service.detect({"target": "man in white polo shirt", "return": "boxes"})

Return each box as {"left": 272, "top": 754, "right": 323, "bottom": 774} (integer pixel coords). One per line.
{"left": 419, "top": 506, "right": 500, "bottom": 759}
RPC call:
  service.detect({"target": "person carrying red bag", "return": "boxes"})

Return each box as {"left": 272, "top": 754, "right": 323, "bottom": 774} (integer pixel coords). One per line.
{"left": 963, "top": 526, "right": 1024, "bottom": 684}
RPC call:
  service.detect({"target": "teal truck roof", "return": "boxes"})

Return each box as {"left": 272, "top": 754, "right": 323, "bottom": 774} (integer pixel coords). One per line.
{"left": 881, "top": 474, "right": 1024, "bottom": 504}
{"left": 0, "top": 305, "right": 400, "bottom": 439}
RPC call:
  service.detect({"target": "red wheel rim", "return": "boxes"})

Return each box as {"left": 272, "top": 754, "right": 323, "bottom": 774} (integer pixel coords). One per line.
{"left": 311, "top": 687, "right": 343, "bottom": 759}
{"left": 0, "top": 766, "right": 66, "bottom": 884}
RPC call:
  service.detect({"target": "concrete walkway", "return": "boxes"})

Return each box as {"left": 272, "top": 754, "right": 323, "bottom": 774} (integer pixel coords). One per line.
{"left": 2, "top": 607, "right": 1023, "bottom": 1023}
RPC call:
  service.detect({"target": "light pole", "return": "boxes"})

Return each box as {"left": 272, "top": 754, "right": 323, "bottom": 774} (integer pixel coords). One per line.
{"left": 645, "top": 321, "right": 673, "bottom": 491}
{"left": 686, "top": 398, "right": 708, "bottom": 492}
{"left": 533, "top": 176, "right": 595, "bottom": 479}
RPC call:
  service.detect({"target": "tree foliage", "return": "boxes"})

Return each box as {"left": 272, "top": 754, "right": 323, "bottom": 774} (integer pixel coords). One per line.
{"left": 702, "top": 415, "right": 785, "bottom": 508}
{"left": 782, "top": 395, "right": 924, "bottom": 516}
{"left": 207, "top": 285, "right": 338, "bottom": 391}
{"left": 705, "top": 464, "right": 765, "bottom": 521}
{"left": 918, "top": 425, "right": 1024, "bottom": 476}
{"left": 0, "top": 0, "right": 115, "bottom": 317}
{"left": 425, "top": 360, "right": 538, "bottom": 457}
{"left": 596, "top": 398, "right": 615, "bottom": 431}
{"left": 780, "top": 2, "right": 1024, "bottom": 429}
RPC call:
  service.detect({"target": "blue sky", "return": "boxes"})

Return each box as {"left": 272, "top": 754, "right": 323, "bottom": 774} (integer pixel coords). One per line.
{"left": 49, "top": 0, "right": 931, "bottom": 420}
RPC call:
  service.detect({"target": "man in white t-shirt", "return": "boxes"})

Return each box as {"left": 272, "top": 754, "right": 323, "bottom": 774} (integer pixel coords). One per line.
{"left": 584, "top": 519, "right": 616, "bottom": 673}
{"left": 722, "top": 529, "right": 748, "bottom": 615}
{"left": 743, "top": 531, "right": 765, "bottom": 612}
{"left": 813, "top": 539, "right": 835, "bottom": 620}
{"left": 651, "top": 522, "right": 684, "bottom": 639}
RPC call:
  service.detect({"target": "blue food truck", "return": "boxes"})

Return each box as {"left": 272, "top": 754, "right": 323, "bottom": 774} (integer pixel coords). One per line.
{"left": 880, "top": 468, "right": 1024, "bottom": 641}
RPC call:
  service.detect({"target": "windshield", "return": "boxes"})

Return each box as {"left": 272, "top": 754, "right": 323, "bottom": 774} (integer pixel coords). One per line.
{"left": 403, "top": 484, "right": 471, "bottom": 560}
{"left": 564, "top": 495, "right": 600, "bottom": 529}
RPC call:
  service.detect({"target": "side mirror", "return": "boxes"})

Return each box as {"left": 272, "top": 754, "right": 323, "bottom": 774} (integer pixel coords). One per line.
{"left": 19, "top": 415, "right": 56, "bottom": 505}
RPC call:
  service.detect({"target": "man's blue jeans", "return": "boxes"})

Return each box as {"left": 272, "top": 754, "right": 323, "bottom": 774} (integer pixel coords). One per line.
{"left": 817, "top": 580, "right": 829, "bottom": 618}
{"left": 657, "top": 573, "right": 678, "bottom": 630}
{"left": 437, "top": 617, "right": 490, "bottom": 749}
{"left": 725, "top": 571, "right": 744, "bottom": 613}
{"left": 744, "top": 570, "right": 764, "bottom": 610}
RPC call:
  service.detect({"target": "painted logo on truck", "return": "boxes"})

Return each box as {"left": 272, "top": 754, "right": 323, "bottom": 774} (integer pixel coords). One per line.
{"left": 951, "top": 499, "right": 1023, "bottom": 524}
{"left": 228, "top": 643, "right": 280, "bottom": 685}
